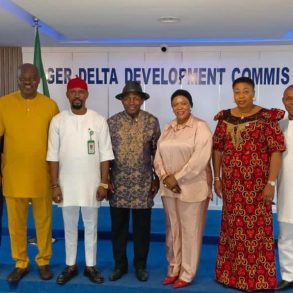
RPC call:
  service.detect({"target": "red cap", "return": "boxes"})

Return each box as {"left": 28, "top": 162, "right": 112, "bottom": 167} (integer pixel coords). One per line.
{"left": 67, "top": 76, "right": 88, "bottom": 91}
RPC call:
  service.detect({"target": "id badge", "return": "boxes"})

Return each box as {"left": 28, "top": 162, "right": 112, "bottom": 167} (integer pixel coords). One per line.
{"left": 87, "top": 128, "right": 95, "bottom": 155}
{"left": 87, "top": 140, "right": 95, "bottom": 154}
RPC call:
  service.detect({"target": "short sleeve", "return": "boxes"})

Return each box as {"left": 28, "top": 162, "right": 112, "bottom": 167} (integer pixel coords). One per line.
{"left": 261, "top": 108, "right": 286, "bottom": 153}
{"left": 261, "top": 108, "right": 285, "bottom": 121}
{"left": 213, "top": 110, "right": 225, "bottom": 121}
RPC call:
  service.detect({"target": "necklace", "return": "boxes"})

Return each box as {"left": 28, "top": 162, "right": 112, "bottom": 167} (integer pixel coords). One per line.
{"left": 176, "top": 115, "right": 191, "bottom": 130}
{"left": 176, "top": 119, "right": 189, "bottom": 130}
{"left": 238, "top": 105, "right": 256, "bottom": 119}
{"left": 176, "top": 123, "right": 186, "bottom": 130}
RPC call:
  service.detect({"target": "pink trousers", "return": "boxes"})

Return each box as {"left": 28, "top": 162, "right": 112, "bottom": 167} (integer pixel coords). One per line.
{"left": 162, "top": 197, "right": 209, "bottom": 282}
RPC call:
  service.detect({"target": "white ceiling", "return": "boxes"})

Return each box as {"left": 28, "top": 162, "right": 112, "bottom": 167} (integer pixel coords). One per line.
{"left": 1, "top": 0, "right": 293, "bottom": 47}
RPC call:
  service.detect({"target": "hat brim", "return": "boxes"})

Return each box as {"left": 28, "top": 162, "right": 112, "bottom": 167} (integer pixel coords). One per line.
{"left": 115, "top": 91, "right": 150, "bottom": 100}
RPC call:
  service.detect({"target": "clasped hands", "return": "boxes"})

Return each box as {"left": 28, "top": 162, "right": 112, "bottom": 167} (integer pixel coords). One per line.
{"left": 163, "top": 174, "right": 181, "bottom": 193}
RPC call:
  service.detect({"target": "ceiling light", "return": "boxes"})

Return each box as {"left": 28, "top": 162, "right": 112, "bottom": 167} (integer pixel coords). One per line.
{"left": 158, "top": 16, "right": 180, "bottom": 23}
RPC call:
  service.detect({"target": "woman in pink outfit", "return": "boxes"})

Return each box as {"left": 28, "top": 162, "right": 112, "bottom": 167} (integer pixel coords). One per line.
{"left": 154, "top": 89, "right": 213, "bottom": 289}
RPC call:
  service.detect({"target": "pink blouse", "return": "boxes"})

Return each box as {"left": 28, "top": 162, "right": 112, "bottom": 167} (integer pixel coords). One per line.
{"left": 154, "top": 115, "right": 213, "bottom": 202}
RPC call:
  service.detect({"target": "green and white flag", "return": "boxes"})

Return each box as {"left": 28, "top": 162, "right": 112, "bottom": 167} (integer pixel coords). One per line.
{"left": 33, "top": 26, "right": 50, "bottom": 97}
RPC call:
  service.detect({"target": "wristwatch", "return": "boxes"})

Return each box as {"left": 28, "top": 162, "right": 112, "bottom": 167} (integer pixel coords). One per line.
{"left": 99, "top": 183, "right": 109, "bottom": 189}
{"left": 267, "top": 180, "right": 276, "bottom": 187}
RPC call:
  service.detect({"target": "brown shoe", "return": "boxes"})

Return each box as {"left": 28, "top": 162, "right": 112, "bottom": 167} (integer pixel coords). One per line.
{"left": 7, "top": 267, "right": 29, "bottom": 283}
{"left": 38, "top": 265, "right": 53, "bottom": 280}
{"left": 56, "top": 265, "right": 78, "bottom": 285}
{"left": 84, "top": 266, "right": 104, "bottom": 284}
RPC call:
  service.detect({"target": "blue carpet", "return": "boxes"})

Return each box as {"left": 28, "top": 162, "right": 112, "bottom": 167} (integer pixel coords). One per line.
{"left": 0, "top": 236, "right": 252, "bottom": 293}
{"left": 0, "top": 204, "right": 288, "bottom": 292}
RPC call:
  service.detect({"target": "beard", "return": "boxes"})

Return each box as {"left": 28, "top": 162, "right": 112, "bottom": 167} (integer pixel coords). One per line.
{"left": 72, "top": 103, "right": 82, "bottom": 110}
{"left": 71, "top": 98, "right": 83, "bottom": 109}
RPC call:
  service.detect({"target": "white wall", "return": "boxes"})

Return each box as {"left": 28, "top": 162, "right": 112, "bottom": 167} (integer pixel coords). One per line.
{"left": 22, "top": 45, "right": 293, "bottom": 209}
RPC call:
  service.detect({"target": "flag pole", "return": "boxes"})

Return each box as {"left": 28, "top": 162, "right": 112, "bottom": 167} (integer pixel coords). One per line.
{"left": 33, "top": 17, "right": 39, "bottom": 33}
{"left": 32, "top": 18, "right": 50, "bottom": 97}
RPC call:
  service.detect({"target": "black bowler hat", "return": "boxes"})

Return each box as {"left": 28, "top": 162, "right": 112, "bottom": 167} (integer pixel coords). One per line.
{"left": 115, "top": 81, "right": 150, "bottom": 100}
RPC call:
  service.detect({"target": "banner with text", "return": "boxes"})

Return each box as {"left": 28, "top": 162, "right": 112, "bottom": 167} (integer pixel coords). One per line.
{"left": 23, "top": 46, "right": 293, "bottom": 208}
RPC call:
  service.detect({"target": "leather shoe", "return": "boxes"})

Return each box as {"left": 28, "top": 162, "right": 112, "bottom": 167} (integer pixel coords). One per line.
{"left": 163, "top": 275, "right": 178, "bottom": 285}
{"left": 84, "top": 267, "right": 104, "bottom": 284}
{"left": 56, "top": 265, "right": 78, "bottom": 285}
{"left": 109, "top": 268, "right": 128, "bottom": 281}
{"left": 38, "top": 265, "right": 53, "bottom": 280}
{"left": 173, "top": 279, "right": 189, "bottom": 289}
{"left": 277, "top": 280, "right": 293, "bottom": 290}
{"left": 7, "top": 267, "right": 29, "bottom": 283}
{"left": 136, "top": 268, "right": 148, "bottom": 282}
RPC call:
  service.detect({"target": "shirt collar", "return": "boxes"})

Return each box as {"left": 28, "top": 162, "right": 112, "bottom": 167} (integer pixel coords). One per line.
{"left": 169, "top": 115, "right": 193, "bottom": 130}
{"left": 17, "top": 91, "right": 38, "bottom": 101}
{"left": 123, "top": 110, "right": 142, "bottom": 122}
{"left": 68, "top": 108, "right": 88, "bottom": 116}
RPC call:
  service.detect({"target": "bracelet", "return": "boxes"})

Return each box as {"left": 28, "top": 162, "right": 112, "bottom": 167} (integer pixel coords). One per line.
{"left": 162, "top": 175, "right": 169, "bottom": 183}
{"left": 99, "top": 183, "right": 109, "bottom": 189}
{"left": 214, "top": 177, "right": 221, "bottom": 181}
{"left": 51, "top": 184, "right": 59, "bottom": 189}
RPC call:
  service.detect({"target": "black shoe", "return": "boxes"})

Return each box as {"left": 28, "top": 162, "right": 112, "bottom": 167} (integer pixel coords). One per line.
{"left": 7, "top": 267, "right": 29, "bottom": 283}
{"left": 84, "top": 267, "right": 104, "bottom": 284}
{"left": 109, "top": 268, "right": 128, "bottom": 281}
{"left": 277, "top": 280, "right": 293, "bottom": 291}
{"left": 56, "top": 265, "right": 78, "bottom": 285}
{"left": 136, "top": 268, "right": 148, "bottom": 282}
{"left": 38, "top": 265, "right": 53, "bottom": 280}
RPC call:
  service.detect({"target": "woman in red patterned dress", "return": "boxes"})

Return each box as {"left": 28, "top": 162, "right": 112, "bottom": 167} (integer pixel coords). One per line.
{"left": 212, "top": 77, "right": 286, "bottom": 292}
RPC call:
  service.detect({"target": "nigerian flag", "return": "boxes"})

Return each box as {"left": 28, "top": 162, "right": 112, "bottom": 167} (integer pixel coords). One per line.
{"left": 33, "top": 26, "right": 50, "bottom": 97}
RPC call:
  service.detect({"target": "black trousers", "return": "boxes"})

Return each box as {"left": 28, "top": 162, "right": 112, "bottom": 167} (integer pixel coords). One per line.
{"left": 110, "top": 207, "right": 151, "bottom": 271}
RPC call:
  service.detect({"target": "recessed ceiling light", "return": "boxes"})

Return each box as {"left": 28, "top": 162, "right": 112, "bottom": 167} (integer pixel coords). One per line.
{"left": 158, "top": 16, "right": 180, "bottom": 23}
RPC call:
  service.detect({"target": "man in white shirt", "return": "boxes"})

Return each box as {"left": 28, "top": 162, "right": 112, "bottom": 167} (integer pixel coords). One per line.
{"left": 277, "top": 84, "right": 293, "bottom": 291}
{"left": 47, "top": 76, "right": 114, "bottom": 285}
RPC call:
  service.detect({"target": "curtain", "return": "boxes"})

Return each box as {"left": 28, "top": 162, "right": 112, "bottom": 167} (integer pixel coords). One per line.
{"left": 0, "top": 47, "right": 22, "bottom": 97}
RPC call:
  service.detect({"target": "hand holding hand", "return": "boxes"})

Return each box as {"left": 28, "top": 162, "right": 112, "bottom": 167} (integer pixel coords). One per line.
{"left": 96, "top": 186, "right": 108, "bottom": 201}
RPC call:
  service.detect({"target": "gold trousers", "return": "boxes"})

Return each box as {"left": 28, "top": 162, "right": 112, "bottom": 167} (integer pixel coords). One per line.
{"left": 5, "top": 196, "right": 52, "bottom": 268}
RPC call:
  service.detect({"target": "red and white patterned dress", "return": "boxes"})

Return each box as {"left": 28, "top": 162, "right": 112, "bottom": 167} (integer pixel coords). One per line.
{"left": 213, "top": 108, "right": 285, "bottom": 291}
